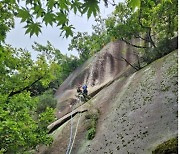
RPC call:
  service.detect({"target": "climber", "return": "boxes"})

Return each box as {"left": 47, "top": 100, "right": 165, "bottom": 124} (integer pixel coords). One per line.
{"left": 77, "top": 84, "right": 82, "bottom": 94}
{"left": 76, "top": 84, "right": 90, "bottom": 102}
{"left": 82, "top": 85, "right": 91, "bottom": 101}
{"left": 76, "top": 84, "right": 83, "bottom": 100}
{"left": 82, "top": 84, "right": 88, "bottom": 97}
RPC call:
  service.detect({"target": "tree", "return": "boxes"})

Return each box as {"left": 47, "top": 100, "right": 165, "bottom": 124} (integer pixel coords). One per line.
{"left": 105, "top": 0, "right": 177, "bottom": 49}
{"left": 0, "top": 0, "right": 147, "bottom": 44}
{"left": 0, "top": 37, "right": 89, "bottom": 152}
{"left": 68, "top": 16, "right": 111, "bottom": 62}
{"left": 0, "top": 46, "right": 59, "bottom": 153}
{"left": 32, "top": 41, "right": 82, "bottom": 89}
{"left": 69, "top": 0, "right": 177, "bottom": 69}
{"left": 0, "top": 1, "right": 14, "bottom": 43}
{"left": 0, "top": 0, "right": 107, "bottom": 43}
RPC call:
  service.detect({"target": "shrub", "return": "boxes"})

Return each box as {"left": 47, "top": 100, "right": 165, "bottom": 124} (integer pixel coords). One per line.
{"left": 85, "top": 111, "right": 99, "bottom": 140}
{"left": 38, "top": 107, "right": 56, "bottom": 130}
{"left": 87, "top": 128, "right": 96, "bottom": 140}
{"left": 36, "top": 90, "right": 57, "bottom": 114}
{"left": 143, "top": 37, "right": 177, "bottom": 64}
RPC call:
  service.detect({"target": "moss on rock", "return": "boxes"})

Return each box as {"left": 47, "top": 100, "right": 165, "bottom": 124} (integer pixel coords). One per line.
{"left": 85, "top": 109, "right": 99, "bottom": 140}
{"left": 152, "top": 137, "right": 178, "bottom": 154}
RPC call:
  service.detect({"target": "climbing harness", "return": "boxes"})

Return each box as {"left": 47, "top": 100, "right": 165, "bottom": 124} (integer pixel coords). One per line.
{"left": 65, "top": 98, "right": 83, "bottom": 154}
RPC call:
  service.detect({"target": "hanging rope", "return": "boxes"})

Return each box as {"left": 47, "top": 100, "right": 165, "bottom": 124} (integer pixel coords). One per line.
{"left": 65, "top": 104, "right": 74, "bottom": 154}
{"left": 65, "top": 95, "right": 83, "bottom": 154}
{"left": 68, "top": 108, "right": 82, "bottom": 154}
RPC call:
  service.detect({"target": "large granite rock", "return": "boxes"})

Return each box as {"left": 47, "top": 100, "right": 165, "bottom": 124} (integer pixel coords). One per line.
{"left": 55, "top": 40, "right": 139, "bottom": 119}
{"left": 38, "top": 48, "right": 177, "bottom": 154}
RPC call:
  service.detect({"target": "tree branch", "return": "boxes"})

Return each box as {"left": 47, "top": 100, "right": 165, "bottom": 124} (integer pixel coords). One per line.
{"left": 121, "top": 38, "right": 149, "bottom": 49}
{"left": 111, "top": 55, "right": 140, "bottom": 71}
{"left": 8, "top": 76, "right": 43, "bottom": 98}
{"left": 134, "top": 34, "right": 149, "bottom": 42}
{"left": 147, "top": 28, "right": 156, "bottom": 48}
{"left": 120, "top": 56, "right": 140, "bottom": 70}
{"left": 138, "top": 7, "right": 156, "bottom": 48}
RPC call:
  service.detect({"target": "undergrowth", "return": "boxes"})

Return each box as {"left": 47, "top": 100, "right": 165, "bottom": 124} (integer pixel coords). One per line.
{"left": 152, "top": 137, "right": 178, "bottom": 154}
{"left": 85, "top": 110, "right": 99, "bottom": 140}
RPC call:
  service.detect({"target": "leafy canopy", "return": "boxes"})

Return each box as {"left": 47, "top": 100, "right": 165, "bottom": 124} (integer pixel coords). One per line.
{"left": 0, "top": 0, "right": 141, "bottom": 43}
{"left": 105, "top": 0, "right": 177, "bottom": 48}
{"left": 0, "top": 0, "right": 106, "bottom": 43}
{"left": 0, "top": 38, "right": 88, "bottom": 152}
{"left": 69, "top": 16, "right": 111, "bottom": 62}
{"left": 0, "top": 46, "right": 60, "bottom": 153}
{"left": 69, "top": 0, "right": 177, "bottom": 65}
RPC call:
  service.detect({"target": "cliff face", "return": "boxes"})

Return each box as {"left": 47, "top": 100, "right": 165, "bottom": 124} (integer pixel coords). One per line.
{"left": 39, "top": 44, "right": 177, "bottom": 154}
{"left": 75, "top": 50, "right": 177, "bottom": 154}
{"left": 55, "top": 40, "right": 139, "bottom": 119}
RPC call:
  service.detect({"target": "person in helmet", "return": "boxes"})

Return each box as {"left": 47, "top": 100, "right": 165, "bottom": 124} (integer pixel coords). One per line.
{"left": 82, "top": 84, "right": 88, "bottom": 96}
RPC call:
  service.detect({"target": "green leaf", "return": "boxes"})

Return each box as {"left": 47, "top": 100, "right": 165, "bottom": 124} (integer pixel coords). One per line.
{"left": 33, "top": 5, "right": 45, "bottom": 18}
{"left": 61, "top": 25, "right": 74, "bottom": 38}
{"left": 17, "top": 7, "right": 31, "bottom": 22}
{"left": 82, "top": 0, "right": 100, "bottom": 19}
{"left": 24, "top": 22, "right": 42, "bottom": 37}
{"left": 161, "top": 0, "right": 172, "bottom": 3}
{"left": 70, "top": 0, "right": 82, "bottom": 14}
{"left": 58, "top": 0, "right": 69, "bottom": 11}
{"left": 43, "top": 12, "right": 55, "bottom": 26}
{"left": 56, "top": 12, "right": 68, "bottom": 26}
{"left": 9, "top": 0, "right": 16, "bottom": 4}
{"left": 47, "top": 0, "right": 55, "bottom": 10}
{"left": 128, "top": 0, "right": 141, "bottom": 10}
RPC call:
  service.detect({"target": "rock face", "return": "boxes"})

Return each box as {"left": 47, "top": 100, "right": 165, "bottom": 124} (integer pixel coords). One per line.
{"left": 39, "top": 47, "right": 177, "bottom": 153}
{"left": 55, "top": 40, "right": 139, "bottom": 119}
{"left": 76, "top": 50, "right": 177, "bottom": 154}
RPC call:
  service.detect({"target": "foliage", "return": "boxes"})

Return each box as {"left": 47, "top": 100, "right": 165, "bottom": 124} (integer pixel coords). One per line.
{"left": 0, "top": 0, "right": 108, "bottom": 42}
{"left": 69, "top": 0, "right": 177, "bottom": 64}
{"left": 69, "top": 16, "right": 111, "bottom": 62}
{"left": 36, "top": 90, "right": 57, "bottom": 114}
{"left": 152, "top": 137, "right": 178, "bottom": 154}
{"left": 82, "top": 0, "right": 100, "bottom": 19}
{"left": 32, "top": 41, "right": 82, "bottom": 89}
{"left": 85, "top": 111, "right": 99, "bottom": 140}
{"left": 0, "top": 39, "right": 85, "bottom": 153}
{"left": 0, "top": 92, "right": 55, "bottom": 153}
{"left": 38, "top": 107, "right": 56, "bottom": 130}
{"left": 105, "top": 0, "right": 177, "bottom": 48}
{"left": 0, "top": 46, "right": 58, "bottom": 153}
{"left": 142, "top": 37, "right": 178, "bottom": 64}
{"left": 128, "top": 0, "right": 141, "bottom": 10}
{"left": 0, "top": 1, "right": 14, "bottom": 43}
{"left": 0, "top": 0, "right": 141, "bottom": 44}
{"left": 87, "top": 127, "right": 96, "bottom": 140}
{"left": 0, "top": 0, "right": 178, "bottom": 151}
{"left": 1, "top": 47, "right": 45, "bottom": 95}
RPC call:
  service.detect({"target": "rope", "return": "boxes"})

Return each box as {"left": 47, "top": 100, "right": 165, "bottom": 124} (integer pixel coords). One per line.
{"left": 68, "top": 109, "right": 82, "bottom": 154}
{"left": 65, "top": 105, "right": 74, "bottom": 154}
{"left": 66, "top": 96, "right": 83, "bottom": 154}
